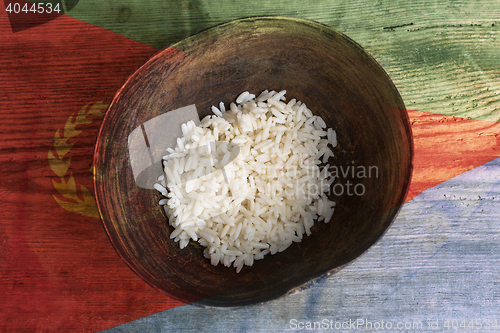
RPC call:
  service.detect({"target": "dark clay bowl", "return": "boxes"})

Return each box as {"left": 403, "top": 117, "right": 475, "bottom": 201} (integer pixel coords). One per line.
{"left": 94, "top": 16, "right": 413, "bottom": 307}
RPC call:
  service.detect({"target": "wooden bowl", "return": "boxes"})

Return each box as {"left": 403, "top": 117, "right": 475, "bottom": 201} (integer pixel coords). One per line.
{"left": 94, "top": 16, "right": 413, "bottom": 306}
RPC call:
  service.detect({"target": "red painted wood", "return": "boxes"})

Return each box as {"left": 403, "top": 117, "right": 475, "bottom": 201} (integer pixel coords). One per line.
{"left": 406, "top": 110, "right": 500, "bottom": 202}
{"left": 0, "top": 9, "right": 184, "bottom": 333}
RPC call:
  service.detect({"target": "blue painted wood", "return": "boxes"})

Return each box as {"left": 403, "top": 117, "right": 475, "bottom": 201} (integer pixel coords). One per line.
{"left": 103, "top": 158, "right": 500, "bottom": 332}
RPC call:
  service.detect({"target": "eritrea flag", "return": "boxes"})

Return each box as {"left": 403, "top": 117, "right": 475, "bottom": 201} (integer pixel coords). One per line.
{"left": 1, "top": 1, "right": 499, "bottom": 332}
{"left": 1, "top": 2, "right": 185, "bottom": 332}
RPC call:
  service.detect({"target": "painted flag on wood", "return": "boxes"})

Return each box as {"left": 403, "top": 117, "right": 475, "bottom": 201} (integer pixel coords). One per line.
{"left": 406, "top": 110, "right": 500, "bottom": 202}
{"left": 0, "top": 5, "right": 186, "bottom": 333}
{"left": 1, "top": 3, "right": 500, "bottom": 332}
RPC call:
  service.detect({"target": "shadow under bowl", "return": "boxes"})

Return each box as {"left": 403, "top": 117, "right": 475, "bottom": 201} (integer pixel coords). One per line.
{"left": 94, "top": 16, "right": 413, "bottom": 307}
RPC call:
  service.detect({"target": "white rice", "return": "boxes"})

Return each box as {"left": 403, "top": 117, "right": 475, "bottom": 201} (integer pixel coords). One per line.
{"left": 156, "top": 90, "right": 337, "bottom": 273}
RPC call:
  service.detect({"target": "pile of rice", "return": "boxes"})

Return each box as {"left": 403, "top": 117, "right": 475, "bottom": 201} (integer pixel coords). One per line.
{"left": 155, "top": 90, "right": 337, "bottom": 273}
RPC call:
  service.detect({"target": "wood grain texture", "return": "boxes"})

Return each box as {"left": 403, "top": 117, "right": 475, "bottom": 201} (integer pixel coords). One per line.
{"left": 0, "top": 7, "right": 184, "bottom": 333}
{"left": 406, "top": 110, "right": 500, "bottom": 201}
{"left": 103, "top": 157, "right": 500, "bottom": 333}
{"left": 64, "top": 0, "right": 500, "bottom": 122}
{"left": 2, "top": 0, "right": 500, "bottom": 331}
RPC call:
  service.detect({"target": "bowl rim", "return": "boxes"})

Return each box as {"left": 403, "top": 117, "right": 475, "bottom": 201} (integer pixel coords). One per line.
{"left": 93, "top": 15, "right": 414, "bottom": 307}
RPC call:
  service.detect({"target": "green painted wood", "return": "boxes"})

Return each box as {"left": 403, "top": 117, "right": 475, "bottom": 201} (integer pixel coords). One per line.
{"left": 61, "top": 0, "right": 500, "bottom": 122}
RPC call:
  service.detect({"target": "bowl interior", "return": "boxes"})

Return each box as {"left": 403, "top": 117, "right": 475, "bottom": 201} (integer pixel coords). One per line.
{"left": 94, "top": 16, "right": 413, "bottom": 306}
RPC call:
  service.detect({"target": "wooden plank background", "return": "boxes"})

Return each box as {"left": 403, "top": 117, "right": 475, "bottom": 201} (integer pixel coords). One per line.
{"left": 1, "top": 0, "right": 499, "bottom": 331}
{"left": 66, "top": 0, "right": 500, "bottom": 123}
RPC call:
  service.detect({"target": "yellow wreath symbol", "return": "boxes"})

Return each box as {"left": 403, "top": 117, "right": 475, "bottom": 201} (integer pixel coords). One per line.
{"left": 48, "top": 101, "right": 109, "bottom": 218}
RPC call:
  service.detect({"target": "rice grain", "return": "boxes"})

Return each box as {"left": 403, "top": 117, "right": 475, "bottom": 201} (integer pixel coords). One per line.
{"left": 156, "top": 90, "right": 337, "bottom": 272}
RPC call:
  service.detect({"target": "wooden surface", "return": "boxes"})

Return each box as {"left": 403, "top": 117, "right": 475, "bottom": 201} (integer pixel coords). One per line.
{"left": 67, "top": 0, "right": 500, "bottom": 123}
{"left": 1, "top": 0, "right": 499, "bottom": 332}
{"left": 105, "top": 158, "right": 500, "bottom": 332}
{"left": 1, "top": 4, "right": 182, "bottom": 332}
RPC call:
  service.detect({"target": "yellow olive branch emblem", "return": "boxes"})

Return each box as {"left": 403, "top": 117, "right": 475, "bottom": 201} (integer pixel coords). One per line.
{"left": 48, "top": 101, "right": 109, "bottom": 218}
